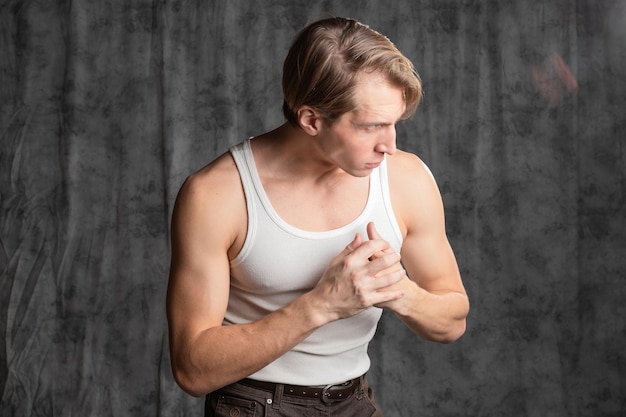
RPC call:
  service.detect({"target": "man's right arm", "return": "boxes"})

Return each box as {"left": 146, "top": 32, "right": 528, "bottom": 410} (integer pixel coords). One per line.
{"left": 166, "top": 154, "right": 406, "bottom": 397}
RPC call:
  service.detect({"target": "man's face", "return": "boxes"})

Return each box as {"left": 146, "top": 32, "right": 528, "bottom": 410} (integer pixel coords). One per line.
{"left": 316, "top": 72, "right": 406, "bottom": 177}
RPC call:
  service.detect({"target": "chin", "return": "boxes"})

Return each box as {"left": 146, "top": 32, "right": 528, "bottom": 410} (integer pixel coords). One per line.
{"left": 347, "top": 168, "right": 374, "bottom": 178}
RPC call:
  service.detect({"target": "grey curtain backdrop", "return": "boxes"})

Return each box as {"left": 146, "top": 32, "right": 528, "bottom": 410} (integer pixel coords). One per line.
{"left": 1, "top": 1, "right": 624, "bottom": 416}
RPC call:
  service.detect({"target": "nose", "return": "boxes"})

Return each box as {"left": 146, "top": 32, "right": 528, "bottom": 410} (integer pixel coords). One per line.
{"left": 374, "top": 125, "right": 397, "bottom": 155}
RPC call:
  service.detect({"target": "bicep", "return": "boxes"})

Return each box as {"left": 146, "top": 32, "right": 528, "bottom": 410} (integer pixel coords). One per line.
{"left": 167, "top": 244, "right": 230, "bottom": 341}
{"left": 393, "top": 155, "right": 465, "bottom": 294}
{"left": 166, "top": 172, "right": 241, "bottom": 355}
{"left": 401, "top": 230, "right": 464, "bottom": 295}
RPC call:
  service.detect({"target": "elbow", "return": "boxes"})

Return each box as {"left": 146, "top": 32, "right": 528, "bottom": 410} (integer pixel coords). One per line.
{"left": 169, "top": 335, "right": 230, "bottom": 397}
{"left": 437, "top": 318, "right": 467, "bottom": 344}
{"left": 438, "top": 295, "right": 470, "bottom": 343}
{"left": 411, "top": 317, "right": 467, "bottom": 344}
{"left": 425, "top": 300, "right": 470, "bottom": 344}
{"left": 171, "top": 365, "right": 207, "bottom": 398}
{"left": 171, "top": 355, "right": 234, "bottom": 397}
{"left": 439, "top": 299, "right": 470, "bottom": 343}
{"left": 170, "top": 353, "right": 226, "bottom": 397}
{"left": 169, "top": 338, "right": 216, "bottom": 397}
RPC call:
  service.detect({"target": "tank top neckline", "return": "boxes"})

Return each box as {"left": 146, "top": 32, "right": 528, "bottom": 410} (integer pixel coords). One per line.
{"left": 240, "top": 138, "right": 381, "bottom": 239}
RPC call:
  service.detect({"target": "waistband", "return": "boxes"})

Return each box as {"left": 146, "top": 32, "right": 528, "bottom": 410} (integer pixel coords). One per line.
{"left": 238, "top": 375, "right": 363, "bottom": 404}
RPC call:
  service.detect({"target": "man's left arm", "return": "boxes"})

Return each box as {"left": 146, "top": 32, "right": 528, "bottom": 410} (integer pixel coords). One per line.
{"left": 380, "top": 151, "right": 469, "bottom": 343}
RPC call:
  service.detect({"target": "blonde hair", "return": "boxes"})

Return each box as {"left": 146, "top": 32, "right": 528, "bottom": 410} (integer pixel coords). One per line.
{"left": 282, "top": 17, "right": 422, "bottom": 126}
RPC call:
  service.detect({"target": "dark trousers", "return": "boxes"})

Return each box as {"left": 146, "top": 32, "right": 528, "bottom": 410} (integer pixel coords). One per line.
{"left": 205, "top": 375, "right": 384, "bottom": 417}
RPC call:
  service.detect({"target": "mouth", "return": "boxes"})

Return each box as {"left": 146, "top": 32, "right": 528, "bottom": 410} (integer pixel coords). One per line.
{"left": 365, "top": 161, "right": 382, "bottom": 169}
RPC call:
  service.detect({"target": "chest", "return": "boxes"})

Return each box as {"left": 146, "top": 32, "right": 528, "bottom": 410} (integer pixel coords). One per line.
{"left": 261, "top": 176, "right": 370, "bottom": 232}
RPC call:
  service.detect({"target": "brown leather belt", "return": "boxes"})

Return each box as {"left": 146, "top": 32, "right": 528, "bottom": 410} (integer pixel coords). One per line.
{"left": 238, "top": 376, "right": 362, "bottom": 404}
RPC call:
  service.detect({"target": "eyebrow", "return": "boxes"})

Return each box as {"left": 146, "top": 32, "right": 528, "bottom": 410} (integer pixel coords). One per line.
{"left": 352, "top": 120, "right": 395, "bottom": 127}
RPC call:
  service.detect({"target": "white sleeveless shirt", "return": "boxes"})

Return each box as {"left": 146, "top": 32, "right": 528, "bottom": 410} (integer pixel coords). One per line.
{"left": 227, "top": 139, "right": 403, "bottom": 385}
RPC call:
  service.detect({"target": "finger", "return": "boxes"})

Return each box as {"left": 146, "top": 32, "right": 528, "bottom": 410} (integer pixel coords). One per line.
{"left": 366, "top": 269, "right": 406, "bottom": 297}
{"left": 374, "top": 289, "right": 405, "bottom": 305}
{"left": 345, "top": 233, "right": 363, "bottom": 252}
{"left": 368, "top": 252, "right": 404, "bottom": 278}
{"left": 348, "top": 238, "right": 392, "bottom": 262}
{"left": 377, "top": 267, "right": 406, "bottom": 287}
{"left": 373, "top": 288, "right": 405, "bottom": 308}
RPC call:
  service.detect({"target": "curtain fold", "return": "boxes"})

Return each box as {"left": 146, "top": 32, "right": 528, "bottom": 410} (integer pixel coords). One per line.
{"left": 1, "top": 1, "right": 624, "bottom": 416}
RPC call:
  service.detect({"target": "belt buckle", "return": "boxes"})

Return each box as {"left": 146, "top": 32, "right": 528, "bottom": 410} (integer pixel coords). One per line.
{"left": 321, "top": 380, "right": 354, "bottom": 404}
{"left": 322, "top": 384, "right": 335, "bottom": 404}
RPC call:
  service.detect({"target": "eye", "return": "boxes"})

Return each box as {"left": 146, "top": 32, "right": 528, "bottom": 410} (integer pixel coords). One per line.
{"left": 363, "top": 124, "right": 384, "bottom": 132}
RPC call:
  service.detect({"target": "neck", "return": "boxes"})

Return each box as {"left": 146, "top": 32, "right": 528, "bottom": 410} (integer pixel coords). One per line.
{"left": 254, "top": 123, "right": 343, "bottom": 181}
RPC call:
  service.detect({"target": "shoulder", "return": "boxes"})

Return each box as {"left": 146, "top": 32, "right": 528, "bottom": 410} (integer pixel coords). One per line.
{"left": 385, "top": 150, "right": 445, "bottom": 235}
{"left": 386, "top": 150, "right": 435, "bottom": 183}
{"left": 179, "top": 151, "right": 242, "bottom": 202}
{"left": 386, "top": 150, "right": 441, "bottom": 200}
{"left": 172, "top": 150, "right": 247, "bottom": 256}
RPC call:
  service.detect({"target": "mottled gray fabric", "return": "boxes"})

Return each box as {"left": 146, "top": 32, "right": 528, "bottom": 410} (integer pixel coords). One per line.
{"left": 1, "top": 1, "right": 625, "bottom": 416}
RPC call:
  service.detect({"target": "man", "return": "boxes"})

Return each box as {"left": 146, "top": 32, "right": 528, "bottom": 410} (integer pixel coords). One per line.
{"left": 167, "top": 17, "right": 469, "bottom": 417}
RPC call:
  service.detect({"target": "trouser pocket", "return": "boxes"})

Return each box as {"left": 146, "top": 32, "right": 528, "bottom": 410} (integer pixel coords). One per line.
{"left": 206, "top": 392, "right": 264, "bottom": 417}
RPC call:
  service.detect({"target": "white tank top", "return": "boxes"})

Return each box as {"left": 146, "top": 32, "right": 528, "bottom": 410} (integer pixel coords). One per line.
{"left": 227, "top": 138, "right": 403, "bottom": 385}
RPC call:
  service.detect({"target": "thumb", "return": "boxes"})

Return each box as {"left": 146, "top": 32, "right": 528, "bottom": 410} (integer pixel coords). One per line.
{"left": 367, "top": 222, "right": 381, "bottom": 241}
{"left": 366, "top": 222, "right": 395, "bottom": 260}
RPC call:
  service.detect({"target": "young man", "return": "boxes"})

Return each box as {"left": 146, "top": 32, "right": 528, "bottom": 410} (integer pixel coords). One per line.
{"left": 167, "top": 17, "right": 469, "bottom": 417}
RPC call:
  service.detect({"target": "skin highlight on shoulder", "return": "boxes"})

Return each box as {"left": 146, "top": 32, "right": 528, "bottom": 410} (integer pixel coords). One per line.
{"left": 176, "top": 151, "right": 248, "bottom": 260}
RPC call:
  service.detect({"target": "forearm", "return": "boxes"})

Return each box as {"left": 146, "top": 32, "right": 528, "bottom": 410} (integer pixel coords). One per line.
{"left": 172, "top": 293, "right": 324, "bottom": 397}
{"left": 388, "top": 278, "right": 469, "bottom": 343}
{"left": 169, "top": 231, "right": 407, "bottom": 396}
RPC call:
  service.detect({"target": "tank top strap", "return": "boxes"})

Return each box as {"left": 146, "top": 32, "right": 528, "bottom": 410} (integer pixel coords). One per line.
{"left": 377, "top": 156, "right": 404, "bottom": 246}
{"left": 229, "top": 139, "right": 259, "bottom": 264}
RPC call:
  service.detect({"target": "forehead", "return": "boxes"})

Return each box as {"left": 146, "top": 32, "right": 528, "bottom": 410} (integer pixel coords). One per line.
{"left": 351, "top": 71, "right": 406, "bottom": 120}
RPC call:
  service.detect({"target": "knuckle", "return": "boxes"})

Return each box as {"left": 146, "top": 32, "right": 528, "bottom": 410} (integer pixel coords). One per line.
{"left": 348, "top": 269, "right": 362, "bottom": 283}
{"left": 353, "top": 282, "right": 372, "bottom": 308}
{"left": 357, "top": 294, "right": 370, "bottom": 308}
{"left": 341, "top": 253, "right": 359, "bottom": 269}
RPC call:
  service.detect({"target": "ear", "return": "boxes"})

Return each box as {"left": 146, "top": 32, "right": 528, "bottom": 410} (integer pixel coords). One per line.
{"left": 297, "top": 106, "right": 322, "bottom": 136}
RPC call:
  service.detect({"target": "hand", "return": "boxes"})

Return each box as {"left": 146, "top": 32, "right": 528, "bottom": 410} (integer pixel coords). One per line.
{"left": 309, "top": 225, "right": 406, "bottom": 322}
{"left": 366, "top": 222, "right": 408, "bottom": 309}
